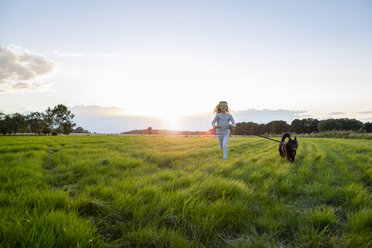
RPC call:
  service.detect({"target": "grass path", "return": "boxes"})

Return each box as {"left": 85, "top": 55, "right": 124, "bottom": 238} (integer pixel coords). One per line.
{"left": 0, "top": 136, "right": 371, "bottom": 247}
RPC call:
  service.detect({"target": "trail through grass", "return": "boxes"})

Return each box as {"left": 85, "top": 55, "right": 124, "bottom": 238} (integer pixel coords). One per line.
{"left": 0, "top": 136, "right": 371, "bottom": 247}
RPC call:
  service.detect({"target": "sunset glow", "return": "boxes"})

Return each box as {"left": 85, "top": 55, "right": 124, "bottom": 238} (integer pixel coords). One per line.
{"left": 1, "top": 0, "right": 371, "bottom": 132}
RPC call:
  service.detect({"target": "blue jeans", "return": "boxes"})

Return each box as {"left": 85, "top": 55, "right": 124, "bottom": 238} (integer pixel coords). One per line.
{"left": 217, "top": 133, "right": 229, "bottom": 159}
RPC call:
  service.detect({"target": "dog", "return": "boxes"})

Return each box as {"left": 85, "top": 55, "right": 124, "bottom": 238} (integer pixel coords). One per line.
{"left": 279, "top": 133, "right": 298, "bottom": 162}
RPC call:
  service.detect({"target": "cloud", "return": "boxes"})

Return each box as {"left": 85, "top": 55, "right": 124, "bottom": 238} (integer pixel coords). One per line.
{"left": 71, "top": 105, "right": 166, "bottom": 133}
{"left": 0, "top": 44, "right": 56, "bottom": 92}
{"left": 233, "top": 109, "right": 305, "bottom": 124}
{"left": 71, "top": 106, "right": 307, "bottom": 133}
{"left": 327, "top": 112, "right": 345, "bottom": 115}
{"left": 358, "top": 111, "right": 372, "bottom": 114}
{"left": 12, "top": 81, "right": 50, "bottom": 90}
{"left": 53, "top": 50, "right": 85, "bottom": 57}
{"left": 360, "top": 117, "right": 372, "bottom": 123}
{"left": 72, "top": 105, "right": 128, "bottom": 117}
{"left": 297, "top": 114, "right": 312, "bottom": 118}
{"left": 53, "top": 50, "right": 120, "bottom": 58}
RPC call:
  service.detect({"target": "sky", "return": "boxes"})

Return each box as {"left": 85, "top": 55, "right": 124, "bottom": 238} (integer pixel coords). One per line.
{"left": 1, "top": 0, "right": 372, "bottom": 132}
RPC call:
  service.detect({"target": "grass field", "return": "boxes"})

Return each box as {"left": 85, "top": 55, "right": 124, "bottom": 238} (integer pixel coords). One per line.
{"left": 0, "top": 136, "right": 371, "bottom": 247}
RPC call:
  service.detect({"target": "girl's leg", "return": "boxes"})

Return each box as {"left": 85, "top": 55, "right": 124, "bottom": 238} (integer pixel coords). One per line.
{"left": 218, "top": 134, "right": 224, "bottom": 149}
{"left": 222, "top": 133, "right": 229, "bottom": 159}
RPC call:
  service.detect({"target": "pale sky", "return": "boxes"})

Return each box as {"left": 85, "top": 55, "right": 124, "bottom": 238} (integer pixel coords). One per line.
{"left": 1, "top": 0, "right": 372, "bottom": 131}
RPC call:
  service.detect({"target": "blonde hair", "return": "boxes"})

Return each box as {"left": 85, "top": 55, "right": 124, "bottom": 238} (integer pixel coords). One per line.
{"left": 213, "top": 101, "right": 230, "bottom": 114}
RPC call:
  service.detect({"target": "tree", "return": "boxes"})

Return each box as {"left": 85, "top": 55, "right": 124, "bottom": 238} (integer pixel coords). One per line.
{"left": 42, "top": 107, "right": 54, "bottom": 135}
{"left": 266, "top": 120, "right": 289, "bottom": 134}
{"left": 318, "top": 119, "right": 342, "bottom": 132}
{"left": 338, "top": 118, "right": 363, "bottom": 132}
{"left": 235, "top": 122, "right": 259, "bottom": 135}
{"left": 303, "top": 118, "right": 319, "bottom": 133}
{"left": 257, "top": 124, "right": 267, "bottom": 135}
{"left": 290, "top": 118, "right": 319, "bottom": 134}
{"left": 9, "top": 113, "right": 26, "bottom": 135}
{"left": 52, "top": 104, "right": 76, "bottom": 135}
{"left": 290, "top": 119, "right": 305, "bottom": 133}
{"left": 273, "top": 120, "right": 290, "bottom": 134}
{"left": 26, "top": 112, "right": 44, "bottom": 135}
{"left": 365, "top": 122, "right": 372, "bottom": 133}
{"left": 0, "top": 105, "right": 78, "bottom": 135}
{"left": 74, "top": 127, "right": 90, "bottom": 133}
{"left": 0, "top": 113, "right": 9, "bottom": 135}
{"left": 61, "top": 122, "right": 75, "bottom": 135}
{"left": 148, "top": 127, "right": 152, "bottom": 135}
{"left": 318, "top": 118, "right": 364, "bottom": 132}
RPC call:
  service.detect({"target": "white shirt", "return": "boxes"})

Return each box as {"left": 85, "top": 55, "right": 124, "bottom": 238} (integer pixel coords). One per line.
{"left": 211, "top": 113, "right": 236, "bottom": 134}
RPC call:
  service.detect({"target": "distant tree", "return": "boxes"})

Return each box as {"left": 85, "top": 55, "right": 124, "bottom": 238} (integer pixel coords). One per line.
{"left": 0, "top": 113, "right": 9, "bottom": 135}
{"left": 235, "top": 122, "right": 273, "bottom": 135}
{"left": 26, "top": 112, "right": 44, "bottom": 135}
{"left": 266, "top": 120, "right": 289, "bottom": 134}
{"left": 9, "top": 113, "right": 26, "bottom": 135}
{"left": 235, "top": 122, "right": 259, "bottom": 135}
{"left": 148, "top": 127, "right": 152, "bottom": 135}
{"left": 73, "top": 126, "right": 90, "bottom": 133}
{"left": 61, "top": 122, "right": 75, "bottom": 135}
{"left": 318, "top": 119, "right": 342, "bottom": 132}
{"left": 273, "top": 120, "right": 290, "bottom": 134}
{"left": 365, "top": 122, "right": 372, "bottom": 133}
{"left": 303, "top": 118, "right": 319, "bottom": 133}
{"left": 290, "top": 119, "right": 305, "bottom": 133}
{"left": 318, "top": 118, "right": 364, "bottom": 132}
{"left": 257, "top": 124, "right": 267, "bottom": 135}
{"left": 338, "top": 118, "right": 364, "bottom": 132}
{"left": 42, "top": 107, "right": 54, "bottom": 135}
{"left": 41, "top": 125, "right": 51, "bottom": 136}
{"left": 290, "top": 118, "right": 319, "bottom": 134}
{"left": 52, "top": 104, "right": 76, "bottom": 135}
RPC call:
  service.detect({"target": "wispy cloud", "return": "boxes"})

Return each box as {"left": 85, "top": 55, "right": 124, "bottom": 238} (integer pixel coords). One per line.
{"left": 360, "top": 117, "right": 372, "bottom": 122}
{"left": 91, "top": 52, "right": 122, "bottom": 57}
{"left": 13, "top": 82, "right": 50, "bottom": 90}
{"left": 328, "top": 112, "right": 345, "bottom": 115}
{"left": 232, "top": 109, "right": 306, "bottom": 124}
{"left": 53, "top": 50, "right": 121, "bottom": 58}
{"left": 71, "top": 105, "right": 163, "bottom": 133}
{"left": 0, "top": 44, "right": 56, "bottom": 92}
{"left": 53, "top": 50, "right": 85, "bottom": 57}
{"left": 358, "top": 111, "right": 372, "bottom": 114}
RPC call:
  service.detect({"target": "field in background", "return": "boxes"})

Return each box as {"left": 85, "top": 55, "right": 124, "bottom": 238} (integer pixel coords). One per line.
{"left": 0, "top": 136, "right": 371, "bottom": 247}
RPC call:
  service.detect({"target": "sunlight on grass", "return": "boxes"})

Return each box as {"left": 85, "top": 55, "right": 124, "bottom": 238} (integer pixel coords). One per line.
{"left": 0, "top": 136, "right": 371, "bottom": 247}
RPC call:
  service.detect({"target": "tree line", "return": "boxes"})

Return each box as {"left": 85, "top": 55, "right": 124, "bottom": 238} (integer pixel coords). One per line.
{"left": 230, "top": 118, "right": 372, "bottom": 135}
{"left": 0, "top": 104, "right": 88, "bottom": 135}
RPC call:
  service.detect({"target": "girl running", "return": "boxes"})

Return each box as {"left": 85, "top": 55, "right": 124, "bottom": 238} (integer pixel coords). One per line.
{"left": 211, "top": 101, "right": 236, "bottom": 160}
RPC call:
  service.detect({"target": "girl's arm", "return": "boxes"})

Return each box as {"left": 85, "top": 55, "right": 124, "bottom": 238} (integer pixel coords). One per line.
{"left": 230, "top": 114, "right": 236, "bottom": 127}
{"left": 211, "top": 115, "right": 218, "bottom": 128}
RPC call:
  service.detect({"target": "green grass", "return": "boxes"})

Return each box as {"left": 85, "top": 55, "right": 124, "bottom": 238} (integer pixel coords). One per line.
{"left": 0, "top": 136, "right": 371, "bottom": 247}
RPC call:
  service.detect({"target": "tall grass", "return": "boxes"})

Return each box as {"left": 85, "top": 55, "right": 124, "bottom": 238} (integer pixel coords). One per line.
{"left": 0, "top": 136, "right": 371, "bottom": 247}
{"left": 298, "top": 131, "right": 372, "bottom": 140}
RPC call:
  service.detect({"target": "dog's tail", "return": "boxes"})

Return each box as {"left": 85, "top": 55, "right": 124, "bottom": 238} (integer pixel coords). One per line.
{"left": 281, "top": 133, "right": 291, "bottom": 142}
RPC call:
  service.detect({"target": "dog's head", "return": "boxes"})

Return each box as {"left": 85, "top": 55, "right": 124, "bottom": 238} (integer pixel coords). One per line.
{"left": 287, "top": 136, "right": 298, "bottom": 156}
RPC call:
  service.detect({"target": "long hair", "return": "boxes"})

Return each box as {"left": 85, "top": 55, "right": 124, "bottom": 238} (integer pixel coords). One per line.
{"left": 213, "top": 101, "right": 230, "bottom": 114}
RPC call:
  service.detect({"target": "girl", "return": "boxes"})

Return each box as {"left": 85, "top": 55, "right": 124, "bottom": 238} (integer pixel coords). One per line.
{"left": 211, "top": 101, "right": 236, "bottom": 160}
